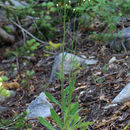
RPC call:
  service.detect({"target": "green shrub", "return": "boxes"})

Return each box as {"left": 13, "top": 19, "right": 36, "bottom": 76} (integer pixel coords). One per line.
{"left": 4, "top": 1, "right": 58, "bottom": 40}
{"left": 21, "top": 70, "right": 35, "bottom": 87}
{"left": 5, "top": 39, "right": 40, "bottom": 57}
{"left": 38, "top": 78, "right": 93, "bottom": 130}
{"left": 0, "top": 76, "right": 10, "bottom": 97}
{"left": 74, "top": 0, "right": 129, "bottom": 41}
{"left": 0, "top": 110, "right": 31, "bottom": 129}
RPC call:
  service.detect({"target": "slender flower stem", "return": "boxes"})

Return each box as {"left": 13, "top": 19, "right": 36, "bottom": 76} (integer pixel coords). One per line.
{"left": 61, "top": 1, "right": 66, "bottom": 130}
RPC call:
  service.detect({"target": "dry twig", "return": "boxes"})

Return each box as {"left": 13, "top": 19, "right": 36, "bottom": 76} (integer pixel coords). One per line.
{"left": 9, "top": 19, "right": 49, "bottom": 45}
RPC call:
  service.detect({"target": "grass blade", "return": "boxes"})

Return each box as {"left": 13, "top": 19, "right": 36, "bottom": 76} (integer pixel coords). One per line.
{"left": 50, "top": 108, "right": 63, "bottom": 129}
{"left": 38, "top": 117, "right": 56, "bottom": 130}
{"left": 45, "top": 92, "right": 61, "bottom": 108}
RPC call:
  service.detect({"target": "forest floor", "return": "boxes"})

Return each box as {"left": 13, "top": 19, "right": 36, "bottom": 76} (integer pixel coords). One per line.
{"left": 0, "top": 19, "right": 130, "bottom": 129}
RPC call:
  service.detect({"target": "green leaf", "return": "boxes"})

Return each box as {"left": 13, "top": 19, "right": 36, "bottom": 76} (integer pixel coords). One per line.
{"left": 45, "top": 92, "right": 61, "bottom": 108}
{"left": 63, "top": 85, "right": 70, "bottom": 96}
{"left": 45, "top": 15, "right": 51, "bottom": 20}
{"left": 64, "top": 103, "right": 79, "bottom": 127}
{"left": 0, "top": 78, "right": 2, "bottom": 82}
{"left": 26, "top": 70, "right": 30, "bottom": 76}
{"left": 0, "top": 76, "right": 8, "bottom": 81}
{"left": 50, "top": 7, "right": 56, "bottom": 12}
{"left": 49, "top": 41, "right": 62, "bottom": 49}
{"left": 47, "top": 2, "right": 54, "bottom": 8}
{"left": 30, "top": 39, "right": 36, "bottom": 43}
{"left": 42, "top": 2, "right": 47, "bottom": 7}
{"left": 66, "top": 108, "right": 82, "bottom": 129}
{"left": 4, "top": 26, "right": 12, "bottom": 33}
{"left": 70, "top": 109, "right": 82, "bottom": 127}
{"left": 62, "top": 92, "right": 67, "bottom": 112}
{"left": 68, "top": 80, "right": 75, "bottom": 104}
{"left": 35, "top": 42, "right": 40, "bottom": 47}
{"left": 55, "top": 72, "right": 61, "bottom": 80}
{"left": 27, "top": 41, "right": 33, "bottom": 46}
{"left": 74, "top": 121, "right": 93, "bottom": 129}
{"left": 66, "top": 103, "right": 79, "bottom": 115}
{"left": 38, "top": 117, "right": 55, "bottom": 130}
{"left": 12, "top": 51, "right": 19, "bottom": 56}
{"left": 30, "top": 46, "right": 37, "bottom": 51}
{"left": 50, "top": 108, "right": 63, "bottom": 129}
{"left": 0, "top": 87, "right": 10, "bottom": 97}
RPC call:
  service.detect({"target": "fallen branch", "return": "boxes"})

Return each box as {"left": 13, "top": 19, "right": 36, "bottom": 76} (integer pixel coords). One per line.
{"left": 16, "top": 16, "right": 26, "bottom": 45}
{"left": 9, "top": 19, "right": 49, "bottom": 45}
{"left": 0, "top": 27, "right": 15, "bottom": 43}
{"left": 96, "top": 116, "right": 119, "bottom": 129}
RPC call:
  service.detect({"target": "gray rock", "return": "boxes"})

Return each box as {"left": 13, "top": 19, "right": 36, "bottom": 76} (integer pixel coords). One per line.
{"left": 125, "top": 38, "right": 130, "bottom": 50}
{"left": 27, "top": 92, "right": 53, "bottom": 119}
{"left": 0, "top": 90, "right": 16, "bottom": 103}
{"left": 5, "top": 0, "right": 28, "bottom": 7}
{"left": 110, "top": 27, "right": 130, "bottom": 51}
{"left": 50, "top": 52, "right": 98, "bottom": 82}
{"left": 121, "top": 27, "right": 130, "bottom": 39}
{"left": 0, "top": 106, "right": 8, "bottom": 112}
{"left": 103, "top": 104, "right": 118, "bottom": 110}
{"left": 109, "top": 57, "right": 117, "bottom": 63}
{"left": 112, "top": 82, "right": 130, "bottom": 103}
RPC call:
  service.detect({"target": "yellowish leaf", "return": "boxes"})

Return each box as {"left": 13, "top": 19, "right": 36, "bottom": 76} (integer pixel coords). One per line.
{"left": 45, "top": 45, "right": 53, "bottom": 51}
{"left": 45, "top": 41, "right": 62, "bottom": 51}
{"left": 44, "top": 53, "right": 50, "bottom": 57}
{"left": 49, "top": 41, "right": 62, "bottom": 49}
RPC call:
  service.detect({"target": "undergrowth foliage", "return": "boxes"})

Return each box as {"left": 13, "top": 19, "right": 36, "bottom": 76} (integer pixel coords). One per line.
{"left": 0, "top": 111, "right": 31, "bottom": 129}
{"left": 5, "top": 39, "right": 40, "bottom": 57}
{"left": 0, "top": 0, "right": 129, "bottom": 129}
{"left": 39, "top": 78, "right": 93, "bottom": 130}
{"left": 38, "top": 1, "right": 93, "bottom": 129}
{"left": 73, "top": 0, "right": 129, "bottom": 42}
{"left": 1, "top": 0, "right": 129, "bottom": 42}
{"left": 0, "top": 76, "right": 10, "bottom": 97}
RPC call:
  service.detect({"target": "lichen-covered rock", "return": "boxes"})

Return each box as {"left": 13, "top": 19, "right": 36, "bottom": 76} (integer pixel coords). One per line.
{"left": 50, "top": 52, "right": 98, "bottom": 82}
{"left": 110, "top": 27, "right": 130, "bottom": 51}
{"left": 112, "top": 82, "right": 130, "bottom": 103}
{"left": 27, "top": 92, "right": 53, "bottom": 119}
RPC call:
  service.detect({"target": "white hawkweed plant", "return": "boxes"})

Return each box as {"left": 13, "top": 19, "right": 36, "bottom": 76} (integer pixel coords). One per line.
{"left": 38, "top": 1, "right": 93, "bottom": 130}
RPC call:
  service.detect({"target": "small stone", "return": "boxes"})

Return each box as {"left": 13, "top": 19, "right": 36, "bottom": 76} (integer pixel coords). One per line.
{"left": 126, "top": 73, "right": 130, "bottom": 77}
{"left": 5, "top": 0, "right": 28, "bottom": 7}
{"left": 121, "top": 27, "right": 130, "bottom": 39}
{"left": 110, "top": 27, "right": 130, "bottom": 51}
{"left": 89, "top": 56, "right": 96, "bottom": 59}
{"left": 125, "top": 38, "right": 130, "bottom": 50}
{"left": 79, "top": 91, "right": 86, "bottom": 96}
{"left": 84, "top": 59, "right": 98, "bottom": 65}
{"left": 112, "top": 82, "right": 130, "bottom": 103}
{"left": 0, "top": 106, "right": 8, "bottom": 112}
{"left": 50, "top": 52, "right": 98, "bottom": 82}
{"left": 81, "top": 55, "right": 87, "bottom": 59}
{"left": 103, "top": 104, "right": 118, "bottom": 110}
{"left": 93, "top": 71, "right": 102, "bottom": 76}
{"left": 27, "top": 92, "right": 53, "bottom": 119}
{"left": 109, "top": 57, "right": 117, "bottom": 63}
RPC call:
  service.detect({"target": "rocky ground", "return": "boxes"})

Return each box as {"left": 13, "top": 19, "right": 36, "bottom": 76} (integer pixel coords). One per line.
{"left": 0, "top": 3, "right": 130, "bottom": 129}
{"left": 0, "top": 37, "right": 130, "bottom": 129}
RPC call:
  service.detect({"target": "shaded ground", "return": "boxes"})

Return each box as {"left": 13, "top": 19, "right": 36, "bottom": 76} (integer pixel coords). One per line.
{"left": 0, "top": 41, "right": 130, "bottom": 129}
{"left": 0, "top": 18, "right": 130, "bottom": 129}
